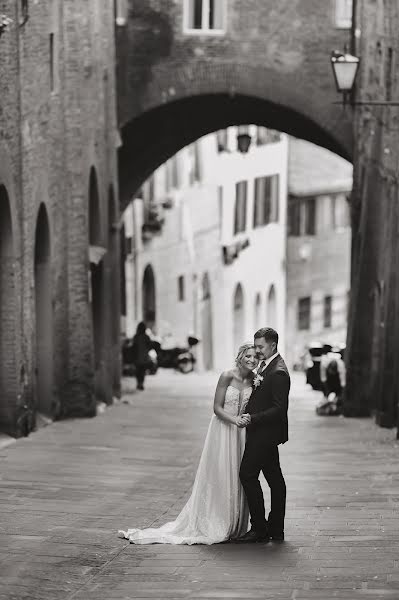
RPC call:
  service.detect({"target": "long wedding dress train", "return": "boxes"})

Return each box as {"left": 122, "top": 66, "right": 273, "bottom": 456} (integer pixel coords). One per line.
{"left": 118, "top": 385, "right": 251, "bottom": 545}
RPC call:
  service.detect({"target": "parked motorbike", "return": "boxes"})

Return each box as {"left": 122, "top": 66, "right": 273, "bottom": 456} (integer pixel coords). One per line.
{"left": 304, "top": 342, "right": 331, "bottom": 391}
{"left": 153, "top": 335, "right": 199, "bottom": 374}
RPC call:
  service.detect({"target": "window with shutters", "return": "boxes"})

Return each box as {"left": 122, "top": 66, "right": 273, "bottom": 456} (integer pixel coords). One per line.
{"left": 335, "top": 0, "right": 352, "bottom": 29}
{"left": 184, "top": 0, "right": 226, "bottom": 33}
{"left": 288, "top": 197, "right": 317, "bottom": 236}
{"left": 234, "top": 181, "right": 247, "bottom": 234}
{"left": 324, "top": 295, "right": 332, "bottom": 328}
{"left": 178, "top": 276, "right": 185, "bottom": 302}
{"left": 253, "top": 175, "right": 279, "bottom": 228}
{"left": 298, "top": 297, "right": 311, "bottom": 331}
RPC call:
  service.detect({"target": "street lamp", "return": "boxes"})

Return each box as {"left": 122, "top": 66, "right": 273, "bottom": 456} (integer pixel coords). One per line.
{"left": 237, "top": 133, "right": 251, "bottom": 154}
{"left": 331, "top": 50, "right": 360, "bottom": 106}
{"left": 331, "top": 49, "right": 399, "bottom": 106}
{"left": 236, "top": 126, "right": 252, "bottom": 154}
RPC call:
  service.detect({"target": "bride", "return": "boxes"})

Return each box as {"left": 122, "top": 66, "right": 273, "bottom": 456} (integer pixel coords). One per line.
{"left": 118, "top": 343, "right": 258, "bottom": 545}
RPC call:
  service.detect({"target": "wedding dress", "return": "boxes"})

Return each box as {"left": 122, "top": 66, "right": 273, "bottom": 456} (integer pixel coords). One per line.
{"left": 118, "top": 385, "right": 251, "bottom": 545}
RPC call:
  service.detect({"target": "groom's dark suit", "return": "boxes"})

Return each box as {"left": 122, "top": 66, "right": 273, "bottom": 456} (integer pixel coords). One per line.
{"left": 239, "top": 354, "right": 290, "bottom": 536}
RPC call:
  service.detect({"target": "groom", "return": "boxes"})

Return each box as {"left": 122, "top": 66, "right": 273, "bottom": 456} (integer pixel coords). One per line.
{"left": 236, "top": 327, "right": 290, "bottom": 543}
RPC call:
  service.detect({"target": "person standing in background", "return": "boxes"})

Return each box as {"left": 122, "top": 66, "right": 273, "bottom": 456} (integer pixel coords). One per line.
{"left": 131, "top": 322, "right": 152, "bottom": 391}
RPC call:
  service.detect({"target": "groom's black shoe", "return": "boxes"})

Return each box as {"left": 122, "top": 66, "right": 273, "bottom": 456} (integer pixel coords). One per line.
{"left": 270, "top": 532, "right": 284, "bottom": 542}
{"left": 234, "top": 529, "right": 270, "bottom": 544}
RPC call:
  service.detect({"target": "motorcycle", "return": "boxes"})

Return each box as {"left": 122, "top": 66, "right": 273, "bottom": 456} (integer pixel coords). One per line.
{"left": 153, "top": 335, "right": 199, "bottom": 374}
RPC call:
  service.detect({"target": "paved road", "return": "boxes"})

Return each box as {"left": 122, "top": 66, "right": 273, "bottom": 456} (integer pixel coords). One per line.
{"left": 1, "top": 371, "right": 399, "bottom": 599}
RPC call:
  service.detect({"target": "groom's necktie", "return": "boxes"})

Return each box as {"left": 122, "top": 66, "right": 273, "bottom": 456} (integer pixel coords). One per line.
{"left": 259, "top": 360, "right": 266, "bottom": 373}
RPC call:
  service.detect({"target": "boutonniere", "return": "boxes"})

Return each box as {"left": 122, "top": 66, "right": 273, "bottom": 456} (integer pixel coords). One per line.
{"left": 253, "top": 373, "right": 264, "bottom": 388}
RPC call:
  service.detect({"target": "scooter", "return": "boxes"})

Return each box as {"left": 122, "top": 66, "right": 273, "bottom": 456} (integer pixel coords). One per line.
{"left": 154, "top": 336, "right": 199, "bottom": 374}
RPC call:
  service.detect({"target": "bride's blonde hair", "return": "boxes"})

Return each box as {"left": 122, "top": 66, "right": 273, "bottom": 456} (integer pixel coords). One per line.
{"left": 235, "top": 342, "right": 255, "bottom": 366}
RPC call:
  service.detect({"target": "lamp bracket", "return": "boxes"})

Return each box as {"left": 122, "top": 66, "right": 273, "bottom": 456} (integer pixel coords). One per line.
{"left": 333, "top": 101, "right": 399, "bottom": 106}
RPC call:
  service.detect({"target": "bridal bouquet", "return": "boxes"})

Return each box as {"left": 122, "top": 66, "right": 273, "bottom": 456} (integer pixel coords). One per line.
{"left": 253, "top": 373, "right": 264, "bottom": 388}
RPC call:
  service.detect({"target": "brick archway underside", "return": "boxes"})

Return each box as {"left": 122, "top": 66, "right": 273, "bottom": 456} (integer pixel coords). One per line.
{"left": 119, "top": 92, "right": 352, "bottom": 212}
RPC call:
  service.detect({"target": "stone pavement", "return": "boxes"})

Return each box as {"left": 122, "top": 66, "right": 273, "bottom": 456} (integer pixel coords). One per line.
{"left": 1, "top": 371, "right": 399, "bottom": 600}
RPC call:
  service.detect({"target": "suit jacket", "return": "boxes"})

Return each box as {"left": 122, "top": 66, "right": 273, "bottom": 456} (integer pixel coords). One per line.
{"left": 246, "top": 354, "right": 290, "bottom": 446}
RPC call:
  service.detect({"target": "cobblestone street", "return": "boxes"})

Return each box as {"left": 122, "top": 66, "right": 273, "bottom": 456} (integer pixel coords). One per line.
{"left": 1, "top": 371, "right": 399, "bottom": 600}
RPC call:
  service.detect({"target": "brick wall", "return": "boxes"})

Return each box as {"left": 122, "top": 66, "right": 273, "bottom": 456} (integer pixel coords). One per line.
{"left": 0, "top": 1, "right": 24, "bottom": 435}
{"left": 345, "top": 0, "right": 399, "bottom": 425}
{"left": 0, "top": 0, "right": 119, "bottom": 435}
{"left": 117, "top": 0, "right": 354, "bottom": 206}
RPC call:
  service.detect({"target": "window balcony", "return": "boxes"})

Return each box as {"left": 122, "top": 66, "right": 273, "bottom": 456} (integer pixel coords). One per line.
{"left": 222, "top": 238, "right": 250, "bottom": 265}
{"left": 142, "top": 205, "right": 165, "bottom": 241}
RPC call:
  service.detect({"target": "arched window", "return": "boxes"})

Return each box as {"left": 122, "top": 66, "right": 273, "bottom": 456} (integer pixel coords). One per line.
{"left": 34, "top": 204, "right": 53, "bottom": 417}
{"left": 142, "top": 264, "right": 156, "bottom": 329}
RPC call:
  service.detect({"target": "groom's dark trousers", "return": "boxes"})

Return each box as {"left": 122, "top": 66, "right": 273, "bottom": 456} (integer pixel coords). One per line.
{"left": 239, "top": 354, "right": 290, "bottom": 535}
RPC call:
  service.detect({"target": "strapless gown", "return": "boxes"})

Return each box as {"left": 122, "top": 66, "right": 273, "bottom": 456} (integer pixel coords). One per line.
{"left": 118, "top": 385, "right": 251, "bottom": 545}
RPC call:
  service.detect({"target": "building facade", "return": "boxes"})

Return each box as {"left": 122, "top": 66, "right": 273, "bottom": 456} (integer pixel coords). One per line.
{"left": 285, "top": 140, "right": 352, "bottom": 368}
{"left": 0, "top": 1, "right": 120, "bottom": 437}
{"left": 123, "top": 126, "right": 288, "bottom": 372}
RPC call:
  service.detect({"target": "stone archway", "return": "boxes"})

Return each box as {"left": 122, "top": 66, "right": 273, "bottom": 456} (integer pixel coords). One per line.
{"left": 108, "top": 185, "right": 121, "bottom": 396}
{"left": 233, "top": 283, "right": 245, "bottom": 356}
{"left": 0, "top": 185, "right": 17, "bottom": 435}
{"left": 201, "top": 273, "right": 213, "bottom": 371}
{"left": 118, "top": 93, "right": 352, "bottom": 211}
{"left": 267, "top": 285, "right": 277, "bottom": 329}
{"left": 117, "top": 0, "right": 353, "bottom": 209}
{"left": 34, "top": 204, "right": 54, "bottom": 417}
{"left": 142, "top": 264, "right": 156, "bottom": 330}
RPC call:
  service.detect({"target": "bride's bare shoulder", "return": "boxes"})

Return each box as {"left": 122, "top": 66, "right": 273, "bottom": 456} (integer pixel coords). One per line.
{"left": 218, "top": 369, "right": 234, "bottom": 384}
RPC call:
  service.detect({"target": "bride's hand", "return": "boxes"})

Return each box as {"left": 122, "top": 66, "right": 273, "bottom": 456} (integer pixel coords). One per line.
{"left": 239, "top": 414, "right": 251, "bottom": 426}
{"left": 236, "top": 415, "right": 250, "bottom": 428}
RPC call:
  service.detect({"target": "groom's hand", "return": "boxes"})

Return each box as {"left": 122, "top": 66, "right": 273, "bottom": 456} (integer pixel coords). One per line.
{"left": 238, "top": 414, "right": 251, "bottom": 427}
{"left": 242, "top": 413, "right": 251, "bottom": 426}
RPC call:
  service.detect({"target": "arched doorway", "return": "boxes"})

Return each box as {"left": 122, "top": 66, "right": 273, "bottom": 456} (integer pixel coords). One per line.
{"left": 120, "top": 223, "right": 127, "bottom": 331}
{"left": 108, "top": 186, "right": 120, "bottom": 395}
{"left": 254, "top": 293, "right": 262, "bottom": 331}
{"left": 0, "top": 186, "right": 17, "bottom": 434}
{"left": 34, "top": 204, "right": 53, "bottom": 417}
{"left": 267, "top": 284, "right": 277, "bottom": 329}
{"left": 201, "top": 273, "right": 213, "bottom": 371}
{"left": 88, "top": 168, "right": 106, "bottom": 401}
{"left": 233, "top": 283, "right": 245, "bottom": 355}
{"left": 142, "top": 264, "right": 156, "bottom": 331}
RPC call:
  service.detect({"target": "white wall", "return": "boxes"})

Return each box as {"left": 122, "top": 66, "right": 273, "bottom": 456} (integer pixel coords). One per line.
{"left": 207, "top": 131, "right": 288, "bottom": 370}
{"left": 123, "top": 127, "right": 288, "bottom": 374}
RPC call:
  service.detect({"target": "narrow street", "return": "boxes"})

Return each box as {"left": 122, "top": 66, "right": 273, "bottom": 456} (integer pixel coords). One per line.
{"left": 1, "top": 371, "right": 399, "bottom": 600}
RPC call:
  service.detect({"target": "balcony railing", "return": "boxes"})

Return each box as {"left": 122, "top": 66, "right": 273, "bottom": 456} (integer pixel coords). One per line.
{"left": 142, "top": 205, "right": 165, "bottom": 241}
{"left": 222, "top": 237, "right": 250, "bottom": 265}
